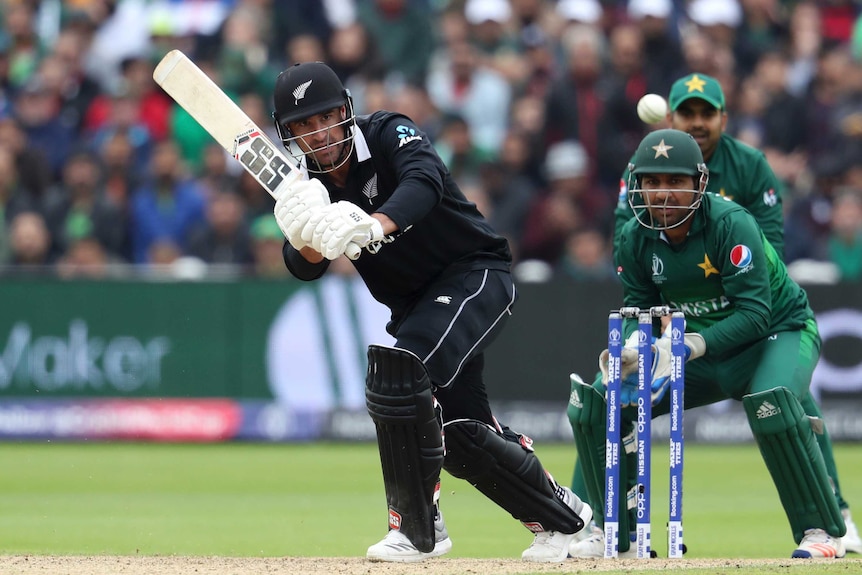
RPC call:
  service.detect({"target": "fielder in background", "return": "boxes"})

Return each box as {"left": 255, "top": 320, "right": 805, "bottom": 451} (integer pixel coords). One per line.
{"left": 570, "top": 72, "right": 860, "bottom": 556}
{"left": 269, "top": 61, "right": 591, "bottom": 563}
{"left": 569, "top": 129, "right": 847, "bottom": 559}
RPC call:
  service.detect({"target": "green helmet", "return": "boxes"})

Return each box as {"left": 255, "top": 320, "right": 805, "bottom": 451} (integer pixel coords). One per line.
{"left": 627, "top": 129, "right": 709, "bottom": 231}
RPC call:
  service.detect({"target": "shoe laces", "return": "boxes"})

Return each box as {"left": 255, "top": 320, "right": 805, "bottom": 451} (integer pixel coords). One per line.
{"left": 801, "top": 528, "right": 832, "bottom": 544}
{"left": 531, "top": 530, "right": 556, "bottom": 546}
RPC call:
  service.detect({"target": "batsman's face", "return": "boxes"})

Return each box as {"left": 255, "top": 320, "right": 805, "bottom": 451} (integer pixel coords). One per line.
{"left": 288, "top": 106, "right": 348, "bottom": 164}
{"left": 671, "top": 99, "right": 727, "bottom": 161}
{"left": 640, "top": 173, "right": 700, "bottom": 228}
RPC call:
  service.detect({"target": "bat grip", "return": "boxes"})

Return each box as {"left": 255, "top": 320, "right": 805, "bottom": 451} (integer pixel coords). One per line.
{"left": 345, "top": 242, "right": 362, "bottom": 260}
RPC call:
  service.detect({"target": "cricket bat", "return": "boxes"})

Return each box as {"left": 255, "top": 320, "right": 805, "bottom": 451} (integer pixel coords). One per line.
{"left": 152, "top": 49, "right": 361, "bottom": 259}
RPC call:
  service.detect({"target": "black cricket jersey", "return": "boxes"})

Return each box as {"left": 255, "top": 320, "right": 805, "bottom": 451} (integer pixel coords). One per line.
{"left": 284, "top": 111, "right": 511, "bottom": 316}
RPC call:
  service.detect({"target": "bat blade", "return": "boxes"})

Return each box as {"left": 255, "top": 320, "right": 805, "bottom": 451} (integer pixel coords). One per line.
{"left": 153, "top": 49, "right": 300, "bottom": 197}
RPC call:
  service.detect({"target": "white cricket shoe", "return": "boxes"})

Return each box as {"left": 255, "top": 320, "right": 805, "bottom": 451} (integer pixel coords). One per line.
{"left": 366, "top": 510, "right": 452, "bottom": 563}
{"left": 792, "top": 528, "right": 846, "bottom": 558}
{"left": 521, "top": 487, "right": 592, "bottom": 562}
{"left": 568, "top": 522, "right": 659, "bottom": 558}
{"left": 843, "top": 509, "right": 862, "bottom": 554}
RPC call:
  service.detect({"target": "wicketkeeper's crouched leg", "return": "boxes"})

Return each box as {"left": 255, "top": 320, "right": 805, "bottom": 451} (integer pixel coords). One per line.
{"left": 568, "top": 373, "right": 636, "bottom": 553}
{"left": 743, "top": 387, "right": 845, "bottom": 544}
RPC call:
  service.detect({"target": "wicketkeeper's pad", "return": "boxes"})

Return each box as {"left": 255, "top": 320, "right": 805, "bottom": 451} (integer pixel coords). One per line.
{"left": 743, "top": 387, "right": 846, "bottom": 543}
{"left": 567, "top": 375, "right": 636, "bottom": 550}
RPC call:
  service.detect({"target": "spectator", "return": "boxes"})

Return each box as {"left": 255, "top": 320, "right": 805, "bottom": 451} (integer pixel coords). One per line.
{"left": 195, "top": 142, "right": 240, "bottom": 199}
{"left": 595, "top": 22, "right": 655, "bottom": 188}
{"left": 249, "top": 214, "right": 290, "bottom": 278}
{"left": 96, "top": 129, "right": 141, "bottom": 219}
{"left": 56, "top": 237, "right": 119, "bottom": 279}
{"left": 186, "top": 191, "right": 254, "bottom": 266}
{"left": 270, "top": 1, "right": 347, "bottom": 64}
{"left": 215, "top": 3, "right": 278, "bottom": 98}
{"left": 557, "top": 226, "right": 615, "bottom": 281}
{"left": 477, "top": 129, "right": 541, "bottom": 257}
{"left": 434, "top": 112, "right": 495, "bottom": 183}
{"left": 237, "top": 169, "right": 275, "bottom": 222}
{"left": 85, "top": 85, "right": 154, "bottom": 180}
{"left": 0, "top": 145, "right": 38, "bottom": 263}
{"left": 8, "top": 211, "right": 52, "bottom": 268}
{"left": 826, "top": 187, "right": 862, "bottom": 281}
{"left": 327, "top": 22, "right": 387, "bottom": 116}
{"left": 0, "top": 116, "right": 52, "bottom": 199}
{"left": 464, "top": 0, "right": 526, "bottom": 86}
{"left": 515, "top": 23, "right": 556, "bottom": 99}
{"left": 13, "top": 76, "right": 76, "bottom": 182}
{"left": 426, "top": 38, "right": 512, "bottom": 156}
{"left": 627, "top": 0, "right": 683, "bottom": 91}
{"left": 5, "top": 0, "right": 46, "bottom": 88}
{"left": 40, "top": 27, "right": 101, "bottom": 133}
{"left": 786, "top": 1, "right": 822, "bottom": 98}
{"left": 284, "top": 32, "right": 327, "bottom": 67}
{"left": 357, "top": 0, "right": 434, "bottom": 86}
{"left": 42, "top": 150, "right": 127, "bottom": 262}
{"left": 520, "top": 140, "right": 598, "bottom": 263}
{"left": 128, "top": 140, "right": 206, "bottom": 264}
{"left": 81, "top": 0, "right": 152, "bottom": 94}
{"left": 83, "top": 55, "right": 171, "bottom": 142}
{"left": 542, "top": 23, "right": 607, "bottom": 167}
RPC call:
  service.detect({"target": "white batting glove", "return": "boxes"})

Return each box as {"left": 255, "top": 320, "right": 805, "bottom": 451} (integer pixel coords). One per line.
{"left": 273, "top": 179, "right": 330, "bottom": 250}
{"left": 307, "top": 201, "right": 384, "bottom": 261}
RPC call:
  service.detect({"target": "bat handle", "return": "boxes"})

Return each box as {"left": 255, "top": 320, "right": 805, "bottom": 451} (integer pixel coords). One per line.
{"left": 345, "top": 242, "right": 362, "bottom": 260}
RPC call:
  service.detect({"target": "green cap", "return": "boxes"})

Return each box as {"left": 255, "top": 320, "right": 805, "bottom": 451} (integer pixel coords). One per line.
{"left": 668, "top": 73, "right": 725, "bottom": 111}
{"left": 250, "top": 215, "right": 284, "bottom": 241}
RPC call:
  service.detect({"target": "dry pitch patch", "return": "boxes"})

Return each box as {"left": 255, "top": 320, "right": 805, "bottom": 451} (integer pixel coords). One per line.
{"left": 2, "top": 556, "right": 860, "bottom": 575}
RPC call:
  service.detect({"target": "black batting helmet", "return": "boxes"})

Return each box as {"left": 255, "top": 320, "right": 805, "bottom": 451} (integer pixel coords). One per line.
{"left": 272, "top": 62, "right": 356, "bottom": 174}
{"left": 273, "top": 62, "right": 351, "bottom": 126}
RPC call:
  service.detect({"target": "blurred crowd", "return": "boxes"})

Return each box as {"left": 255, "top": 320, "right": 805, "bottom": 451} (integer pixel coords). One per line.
{"left": 2, "top": 0, "right": 862, "bottom": 282}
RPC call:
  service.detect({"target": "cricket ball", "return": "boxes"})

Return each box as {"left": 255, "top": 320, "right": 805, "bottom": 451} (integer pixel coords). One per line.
{"left": 637, "top": 93, "right": 668, "bottom": 124}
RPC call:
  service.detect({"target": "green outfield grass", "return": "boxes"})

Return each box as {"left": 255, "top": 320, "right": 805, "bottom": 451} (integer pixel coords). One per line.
{"left": 0, "top": 441, "right": 860, "bottom": 560}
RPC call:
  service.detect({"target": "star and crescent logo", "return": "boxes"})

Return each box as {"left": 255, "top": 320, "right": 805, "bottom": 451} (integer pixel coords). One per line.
{"left": 685, "top": 74, "right": 707, "bottom": 94}
{"left": 652, "top": 139, "right": 673, "bottom": 158}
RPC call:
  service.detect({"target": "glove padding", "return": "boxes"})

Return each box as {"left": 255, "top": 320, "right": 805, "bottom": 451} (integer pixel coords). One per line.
{"left": 303, "top": 200, "right": 384, "bottom": 260}
{"left": 601, "top": 331, "right": 705, "bottom": 408}
{"left": 598, "top": 331, "right": 641, "bottom": 386}
{"left": 649, "top": 332, "right": 706, "bottom": 406}
{"left": 274, "top": 179, "right": 330, "bottom": 250}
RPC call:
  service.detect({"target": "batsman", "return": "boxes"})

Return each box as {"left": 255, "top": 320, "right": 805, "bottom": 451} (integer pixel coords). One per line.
{"left": 269, "top": 61, "right": 591, "bottom": 563}
{"left": 568, "top": 129, "right": 847, "bottom": 559}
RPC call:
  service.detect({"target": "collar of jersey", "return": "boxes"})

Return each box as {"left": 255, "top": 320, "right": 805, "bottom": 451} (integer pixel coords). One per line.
{"left": 354, "top": 125, "right": 372, "bottom": 162}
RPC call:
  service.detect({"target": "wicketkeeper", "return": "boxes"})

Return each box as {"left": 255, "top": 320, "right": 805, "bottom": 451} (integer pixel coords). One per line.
{"left": 568, "top": 129, "right": 847, "bottom": 559}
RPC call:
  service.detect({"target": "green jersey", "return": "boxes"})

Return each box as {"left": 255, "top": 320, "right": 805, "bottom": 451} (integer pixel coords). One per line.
{"left": 615, "top": 133, "right": 784, "bottom": 259}
{"left": 616, "top": 193, "right": 813, "bottom": 358}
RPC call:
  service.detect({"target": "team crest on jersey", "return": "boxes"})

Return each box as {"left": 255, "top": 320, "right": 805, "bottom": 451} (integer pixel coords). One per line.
{"left": 730, "top": 244, "right": 752, "bottom": 268}
{"left": 652, "top": 253, "right": 666, "bottom": 284}
{"left": 698, "top": 254, "right": 719, "bottom": 278}
{"left": 362, "top": 174, "right": 378, "bottom": 204}
{"left": 763, "top": 188, "right": 777, "bottom": 207}
{"left": 395, "top": 124, "right": 422, "bottom": 148}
